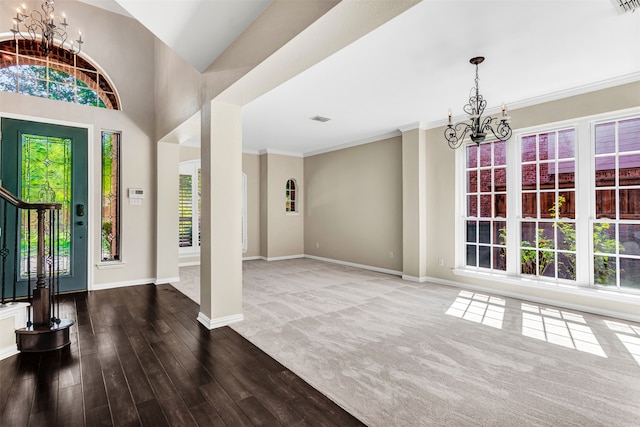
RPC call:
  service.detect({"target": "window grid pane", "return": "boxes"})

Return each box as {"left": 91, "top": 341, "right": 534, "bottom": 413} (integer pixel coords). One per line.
{"left": 462, "top": 115, "right": 640, "bottom": 295}
{"left": 465, "top": 141, "right": 507, "bottom": 271}
{"left": 593, "top": 117, "right": 640, "bottom": 290}
{"left": 0, "top": 39, "right": 119, "bottom": 109}
{"left": 286, "top": 179, "right": 297, "bottom": 212}
{"left": 519, "top": 129, "right": 576, "bottom": 281}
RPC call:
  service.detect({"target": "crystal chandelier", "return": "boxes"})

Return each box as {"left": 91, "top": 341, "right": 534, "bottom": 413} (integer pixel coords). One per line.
{"left": 444, "top": 57, "right": 512, "bottom": 149}
{"left": 10, "top": 0, "right": 84, "bottom": 57}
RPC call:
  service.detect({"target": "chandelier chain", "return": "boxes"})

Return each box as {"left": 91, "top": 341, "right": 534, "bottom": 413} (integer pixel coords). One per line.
{"left": 475, "top": 62, "right": 480, "bottom": 97}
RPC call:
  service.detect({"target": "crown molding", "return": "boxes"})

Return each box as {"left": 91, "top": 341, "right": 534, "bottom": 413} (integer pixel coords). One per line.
{"left": 251, "top": 73, "right": 640, "bottom": 158}
{"left": 303, "top": 129, "right": 401, "bottom": 157}
{"left": 258, "top": 148, "right": 304, "bottom": 158}
{"left": 398, "top": 122, "right": 427, "bottom": 133}
{"left": 507, "top": 71, "right": 640, "bottom": 112}
{"left": 423, "top": 72, "right": 640, "bottom": 131}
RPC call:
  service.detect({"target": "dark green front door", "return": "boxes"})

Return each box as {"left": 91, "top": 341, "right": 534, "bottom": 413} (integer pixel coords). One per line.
{"left": 1, "top": 118, "right": 88, "bottom": 294}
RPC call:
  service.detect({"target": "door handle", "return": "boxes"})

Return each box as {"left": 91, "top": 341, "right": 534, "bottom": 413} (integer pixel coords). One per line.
{"left": 76, "top": 204, "right": 84, "bottom": 217}
{"left": 77, "top": 221, "right": 85, "bottom": 226}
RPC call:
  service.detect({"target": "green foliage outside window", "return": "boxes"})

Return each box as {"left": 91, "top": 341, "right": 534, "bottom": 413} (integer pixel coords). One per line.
{"left": 101, "top": 131, "right": 120, "bottom": 261}
{"left": 0, "top": 65, "right": 106, "bottom": 107}
{"left": 516, "top": 196, "right": 622, "bottom": 283}
{"left": 20, "top": 134, "right": 72, "bottom": 276}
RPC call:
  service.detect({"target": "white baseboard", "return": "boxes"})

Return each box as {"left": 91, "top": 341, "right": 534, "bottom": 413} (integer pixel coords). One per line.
{"left": 305, "top": 255, "right": 402, "bottom": 277}
{"left": 178, "top": 261, "right": 200, "bottom": 267}
{"left": 0, "top": 345, "right": 18, "bottom": 361}
{"left": 86, "top": 255, "right": 640, "bottom": 324}
{"left": 91, "top": 278, "right": 155, "bottom": 291}
{"left": 303, "top": 257, "right": 640, "bottom": 323}
{"left": 181, "top": 257, "right": 261, "bottom": 264}
{"left": 264, "top": 254, "right": 305, "bottom": 261}
{"left": 424, "top": 274, "right": 640, "bottom": 324}
{"left": 0, "top": 302, "right": 29, "bottom": 361}
{"left": 197, "top": 312, "right": 244, "bottom": 330}
{"left": 154, "top": 277, "right": 180, "bottom": 285}
{"left": 402, "top": 274, "right": 429, "bottom": 283}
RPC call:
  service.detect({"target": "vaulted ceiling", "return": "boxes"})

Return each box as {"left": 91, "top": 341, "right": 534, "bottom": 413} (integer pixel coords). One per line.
{"left": 82, "top": 0, "right": 640, "bottom": 156}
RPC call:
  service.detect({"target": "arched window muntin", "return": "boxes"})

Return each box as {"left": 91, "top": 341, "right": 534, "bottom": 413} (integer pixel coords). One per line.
{"left": 286, "top": 178, "right": 298, "bottom": 213}
{"left": 0, "top": 38, "right": 120, "bottom": 110}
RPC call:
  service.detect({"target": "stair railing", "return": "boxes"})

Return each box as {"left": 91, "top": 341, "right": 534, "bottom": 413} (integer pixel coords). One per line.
{"left": 0, "top": 185, "right": 73, "bottom": 352}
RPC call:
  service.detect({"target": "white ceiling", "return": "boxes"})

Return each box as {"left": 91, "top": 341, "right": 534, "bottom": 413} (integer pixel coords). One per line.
{"left": 81, "top": 0, "right": 271, "bottom": 72}
{"left": 82, "top": 0, "right": 640, "bottom": 156}
{"left": 242, "top": 0, "right": 640, "bottom": 155}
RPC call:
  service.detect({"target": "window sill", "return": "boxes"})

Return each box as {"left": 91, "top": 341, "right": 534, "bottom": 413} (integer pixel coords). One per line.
{"left": 452, "top": 268, "right": 640, "bottom": 305}
{"left": 96, "top": 262, "right": 125, "bottom": 270}
{"left": 286, "top": 212, "right": 300, "bottom": 216}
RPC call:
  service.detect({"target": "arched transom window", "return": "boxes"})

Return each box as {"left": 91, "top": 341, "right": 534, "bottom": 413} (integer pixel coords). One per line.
{"left": 0, "top": 39, "right": 119, "bottom": 109}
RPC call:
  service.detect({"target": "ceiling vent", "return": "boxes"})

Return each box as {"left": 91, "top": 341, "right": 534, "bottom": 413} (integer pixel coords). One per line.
{"left": 613, "top": 0, "right": 640, "bottom": 13}
{"left": 310, "top": 116, "right": 331, "bottom": 123}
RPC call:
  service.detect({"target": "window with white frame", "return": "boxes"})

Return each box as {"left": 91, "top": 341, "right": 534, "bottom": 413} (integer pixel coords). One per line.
{"left": 593, "top": 117, "right": 640, "bottom": 289}
{"left": 101, "top": 131, "right": 121, "bottom": 261}
{"left": 179, "top": 161, "right": 201, "bottom": 255}
{"left": 285, "top": 179, "right": 297, "bottom": 213}
{"left": 460, "top": 111, "right": 640, "bottom": 294}
{"left": 520, "top": 129, "right": 576, "bottom": 280}
{"left": 179, "top": 162, "right": 249, "bottom": 255}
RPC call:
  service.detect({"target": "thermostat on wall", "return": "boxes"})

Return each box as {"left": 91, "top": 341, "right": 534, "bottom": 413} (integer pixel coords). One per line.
{"left": 128, "top": 188, "right": 144, "bottom": 199}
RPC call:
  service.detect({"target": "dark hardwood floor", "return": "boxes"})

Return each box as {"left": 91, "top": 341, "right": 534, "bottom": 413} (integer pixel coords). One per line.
{"left": 0, "top": 284, "right": 366, "bottom": 427}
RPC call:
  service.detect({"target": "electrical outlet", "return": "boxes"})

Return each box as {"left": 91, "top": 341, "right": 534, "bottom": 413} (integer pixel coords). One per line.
{"left": 438, "top": 258, "right": 444, "bottom": 267}
{"left": 316, "top": 242, "right": 320, "bottom": 249}
{"left": 389, "top": 251, "right": 394, "bottom": 259}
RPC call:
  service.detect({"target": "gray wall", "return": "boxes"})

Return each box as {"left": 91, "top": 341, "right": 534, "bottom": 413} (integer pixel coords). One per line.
{"left": 298, "top": 82, "right": 640, "bottom": 319}
{"left": 304, "top": 136, "right": 403, "bottom": 271}
{"left": 154, "top": 40, "right": 202, "bottom": 142}
{"left": 260, "top": 153, "right": 304, "bottom": 258}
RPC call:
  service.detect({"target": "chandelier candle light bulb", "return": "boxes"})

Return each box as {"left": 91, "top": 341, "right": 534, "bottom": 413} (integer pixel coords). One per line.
{"left": 9, "top": 0, "right": 84, "bottom": 57}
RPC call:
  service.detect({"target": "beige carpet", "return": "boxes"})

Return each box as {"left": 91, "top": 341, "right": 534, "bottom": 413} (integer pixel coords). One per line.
{"left": 175, "top": 258, "right": 640, "bottom": 426}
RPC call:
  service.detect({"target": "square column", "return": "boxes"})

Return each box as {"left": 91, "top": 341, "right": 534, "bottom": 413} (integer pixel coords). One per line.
{"left": 401, "top": 126, "right": 428, "bottom": 281}
{"left": 198, "top": 100, "right": 243, "bottom": 328}
{"left": 155, "top": 142, "right": 180, "bottom": 284}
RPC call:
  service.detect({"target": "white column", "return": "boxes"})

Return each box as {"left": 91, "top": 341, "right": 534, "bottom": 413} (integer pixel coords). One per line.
{"left": 198, "top": 100, "right": 243, "bottom": 328}
{"left": 155, "top": 141, "right": 180, "bottom": 284}
{"left": 401, "top": 125, "right": 428, "bottom": 281}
